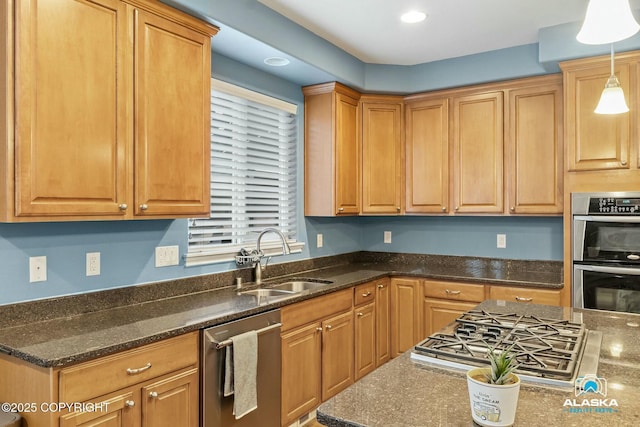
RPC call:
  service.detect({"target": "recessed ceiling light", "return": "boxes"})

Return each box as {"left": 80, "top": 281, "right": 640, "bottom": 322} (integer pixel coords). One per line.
{"left": 400, "top": 10, "right": 427, "bottom": 24}
{"left": 264, "top": 57, "right": 290, "bottom": 67}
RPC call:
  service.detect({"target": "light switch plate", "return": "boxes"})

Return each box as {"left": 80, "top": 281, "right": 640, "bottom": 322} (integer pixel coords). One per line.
{"left": 316, "top": 233, "right": 323, "bottom": 248}
{"left": 497, "top": 234, "right": 507, "bottom": 249}
{"left": 155, "top": 245, "right": 180, "bottom": 267}
{"left": 384, "top": 231, "right": 392, "bottom": 244}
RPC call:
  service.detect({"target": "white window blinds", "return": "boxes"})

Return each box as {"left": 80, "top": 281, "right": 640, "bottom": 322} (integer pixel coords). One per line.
{"left": 186, "top": 80, "right": 299, "bottom": 264}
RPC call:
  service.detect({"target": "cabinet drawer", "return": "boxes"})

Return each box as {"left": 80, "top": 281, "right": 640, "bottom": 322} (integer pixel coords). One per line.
{"left": 488, "top": 286, "right": 561, "bottom": 306}
{"left": 423, "top": 280, "right": 485, "bottom": 302}
{"left": 354, "top": 282, "right": 376, "bottom": 306}
{"left": 59, "top": 332, "right": 198, "bottom": 403}
{"left": 282, "top": 288, "right": 353, "bottom": 332}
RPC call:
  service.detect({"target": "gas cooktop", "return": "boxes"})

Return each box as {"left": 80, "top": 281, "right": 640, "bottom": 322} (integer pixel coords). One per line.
{"left": 411, "top": 309, "right": 602, "bottom": 389}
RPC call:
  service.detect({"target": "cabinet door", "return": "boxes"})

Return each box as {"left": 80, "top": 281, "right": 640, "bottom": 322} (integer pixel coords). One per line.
{"left": 321, "top": 311, "right": 354, "bottom": 401}
{"left": 134, "top": 9, "right": 211, "bottom": 217}
{"left": 452, "top": 91, "right": 504, "bottom": 213}
{"left": 563, "top": 59, "right": 631, "bottom": 171}
{"left": 281, "top": 322, "right": 322, "bottom": 425}
{"left": 361, "top": 100, "right": 403, "bottom": 214}
{"left": 423, "top": 298, "right": 478, "bottom": 336}
{"left": 375, "top": 280, "right": 391, "bottom": 367}
{"left": 507, "top": 82, "right": 563, "bottom": 214}
{"left": 59, "top": 389, "right": 139, "bottom": 427}
{"left": 14, "top": 0, "right": 128, "bottom": 217}
{"left": 141, "top": 368, "right": 199, "bottom": 427}
{"left": 335, "top": 93, "right": 361, "bottom": 214}
{"left": 354, "top": 302, "right": 376, "bottom": 380}
{"left": 405, "top": 98, "right": 449, "bottom": 213}
{"left": 390, "top": 278, "right": 423, "bottom": 357}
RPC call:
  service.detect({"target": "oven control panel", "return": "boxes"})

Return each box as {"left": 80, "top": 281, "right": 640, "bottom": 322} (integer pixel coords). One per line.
{"left": 589, "top": 197, "right": 640, "bottom": 214}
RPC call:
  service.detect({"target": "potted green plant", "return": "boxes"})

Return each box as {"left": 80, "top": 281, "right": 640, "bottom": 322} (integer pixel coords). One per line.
{"left": 466, "top": 344, "right": 520, "bottom": 427}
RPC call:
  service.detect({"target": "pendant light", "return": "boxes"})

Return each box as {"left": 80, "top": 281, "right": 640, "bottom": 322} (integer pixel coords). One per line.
{"left": 594, "top": 44, "right": 629, "bottom": 114}
{"left": 577, "top": 0, "right": 640, "bottom": 45}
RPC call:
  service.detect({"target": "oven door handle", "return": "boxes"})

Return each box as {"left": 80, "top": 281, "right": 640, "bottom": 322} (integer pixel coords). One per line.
{"left": 574, "top": 215, "right": 640, "bottom": 223}
{"left": 574, "top": 264, "right": 640, "bottom": 275}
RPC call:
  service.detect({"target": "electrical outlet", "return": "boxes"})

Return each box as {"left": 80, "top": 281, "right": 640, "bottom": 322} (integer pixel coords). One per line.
{"left": 155, "top": 245, "right": 180, "bottom": 267}
{"left": 316, "top": 233, "right": 323, "bottom": 248}
{"left": 86, "top": 252, "right": 100, "bottom": 276}
{"left": 384, "top": 231, "right": 392, "bottom": 244}
{"left": 497, "top": 234, "right": 507, "bottom": 249}
{"left": 29, "top": 256, "right": 47, "bottom": 283}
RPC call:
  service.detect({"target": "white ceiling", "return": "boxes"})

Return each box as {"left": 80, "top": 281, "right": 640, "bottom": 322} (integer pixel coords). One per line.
{"left": 258, "top": 0, "right": 640, "bottom": 66}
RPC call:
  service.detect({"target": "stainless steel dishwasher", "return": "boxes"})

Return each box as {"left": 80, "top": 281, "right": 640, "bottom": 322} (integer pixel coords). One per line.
{"left": 201, "top": 309, "right": 281, "bottom": 427}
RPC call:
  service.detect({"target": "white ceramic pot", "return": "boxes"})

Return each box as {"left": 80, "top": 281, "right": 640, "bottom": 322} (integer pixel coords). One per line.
{"left": 466, "top": 368, "right": 520, "bottom": 427}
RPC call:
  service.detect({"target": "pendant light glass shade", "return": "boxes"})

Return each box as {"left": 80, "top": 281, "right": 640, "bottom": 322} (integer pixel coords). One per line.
{"left": 577, "top": 0, "right": 640, "bottom": 45}
{"left": 595, "top": 45, "right": 629, "bottom": 114}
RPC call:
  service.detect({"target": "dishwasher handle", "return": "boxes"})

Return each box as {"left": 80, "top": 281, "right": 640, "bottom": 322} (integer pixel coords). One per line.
{"left": 212, "top": 322, "right": 282, "bottom": 349}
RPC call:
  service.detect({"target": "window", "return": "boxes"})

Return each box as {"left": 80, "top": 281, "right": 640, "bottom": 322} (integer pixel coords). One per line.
{"left": 186, "top": 80, "right": 302, "bottom": 266}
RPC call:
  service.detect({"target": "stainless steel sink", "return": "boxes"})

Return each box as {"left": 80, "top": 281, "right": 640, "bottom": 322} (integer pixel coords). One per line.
{"left": 239, "top": 288, "right": 297, "bottom": 297}
{"left": 270, "top": 280, "right": 331, "bottom": 292}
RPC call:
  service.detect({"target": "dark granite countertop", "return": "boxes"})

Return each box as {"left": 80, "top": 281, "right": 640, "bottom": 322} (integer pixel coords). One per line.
{"left": 317, "top": 300, "right": 640, "bottom": 427}
{"left": 0, "top": 253, "right": 562, "bottom": 368}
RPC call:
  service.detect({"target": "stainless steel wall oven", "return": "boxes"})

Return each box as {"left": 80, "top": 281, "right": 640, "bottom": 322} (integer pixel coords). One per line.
{"left": 572, "top": 192, "right": 640, "bottom": 314}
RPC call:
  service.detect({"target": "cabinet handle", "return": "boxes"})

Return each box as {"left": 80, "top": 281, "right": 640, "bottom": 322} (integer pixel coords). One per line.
{"left": 445, "top": 289, "right": 461, "bottom": 295}
{"left": 149, "top": 391, "right": 158, "bottom": 398}
{"left": 510, "top": 207, "right": 515, "bottom": 212}
{"left": 362, "top": 291, "right": 372, "bottom": 297}
{"left": 338, "top": 207, "right": 344, "bottom": 212}
{"left": 515, "top": 296, "right": 533, "bottom": 302}
{"left": 396, "top": 207, "right": 400, "bottom": 212}
{"left": 357, "top": 312, "right": 364, "bottom": 317}
{"left": 325, "top": 325, "right": 332, "bottom": 330}
{"left": 441, "top": 206, "right": 447, "bottom": 212}
{"left": 125, "top": 400, "right": 135, "bottom": 408}
{"left": 621, "top": 160, "right": 628, "bottom": 166}
{"left": 377, "top": 284, "right": 385, "bottom": 289}
{"left": 316, "top": 327, "right": 323, "bottom": 332}
{"left": 455, "top": 206, "right": 459, "bottom": 211}
{"left": 126, "top": 362, "right": 152, "bottom": 375}
{"left": 140, "top": 204, "right": 149, "bottom": 211}
{"left": 118, "top": 204, "right": 128, "bottom": 210}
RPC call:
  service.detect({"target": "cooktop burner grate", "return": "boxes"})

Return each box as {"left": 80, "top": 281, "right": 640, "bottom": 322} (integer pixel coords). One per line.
{"left": 412, "top": 310, "right": 587, "bottom": 382}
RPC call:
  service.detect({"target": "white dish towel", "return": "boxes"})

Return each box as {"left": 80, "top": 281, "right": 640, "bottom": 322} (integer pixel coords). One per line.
{"left": 223, "top": 330, "right": 258, "bottom": 419}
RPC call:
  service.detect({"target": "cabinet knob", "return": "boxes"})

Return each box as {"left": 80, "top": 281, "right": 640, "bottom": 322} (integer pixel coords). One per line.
{"left": 515, "top": 296, "right": 533, "bottom": 302}
{"left": 377, "top": 284, "right": 385, "bottom": 289}
{"left": 125, "top": 400, "right": 135, "bottom": 408}
{"left": 338, "top": 207, "right": 344, "bottom": 212}
{"left": 140, "top": 204, "right": 149, "bottom": 211}
{"left": 396, "top": 207, "right": 400, "bottom": 212}
{"left": 325, "top": 325, "right": 332, "bottom": 330}
{"left": 454, "top": 206, "right": 459, "bottom": 211}
{"left": 510, "top": 207, "right": 515, "bottom": 212}
{"left": 441, "top": 206, "right": 446, "bottom": 212}
{"left": 316, "top": 327, "right": 323, "bottom": 332}
{"left": 149, "top": 391, "right": 158, "bottom": 398}
{"left": 621, "top": 160, "right": 628, "bottom": 166}
{"left": 118, "top": 203, "right": 128, "bottom": 210}
{"left": 357, "top": 312, "right": 364, "bottom": 317}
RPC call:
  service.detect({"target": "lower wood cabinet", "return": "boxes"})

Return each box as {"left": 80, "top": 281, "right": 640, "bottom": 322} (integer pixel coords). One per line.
{"left": 321, "top": 310, "right": 354, "bottom": 400}
{"left": 374, "top": 279, "right": 391, "bottom": 367}
{"left": 488, "top": 285, "right": 561, "bottom": 306}
{"left": 390, "top": 277, "right": 424, "bottom": 357}
{"left": 423, "top": 299, "right": 479, "bottom": 337}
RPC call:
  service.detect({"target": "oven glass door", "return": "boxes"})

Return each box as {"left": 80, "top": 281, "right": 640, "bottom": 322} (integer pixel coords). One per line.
{"left": 575, "top": 219, "right": 640, "bottom": 264}
{"left": 575, "top": 265, "right": 640, "bottom": 313}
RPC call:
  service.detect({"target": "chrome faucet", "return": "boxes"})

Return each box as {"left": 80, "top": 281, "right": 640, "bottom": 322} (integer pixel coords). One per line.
{"left": 254, "top": 228, "right": 291, "bottom": 285}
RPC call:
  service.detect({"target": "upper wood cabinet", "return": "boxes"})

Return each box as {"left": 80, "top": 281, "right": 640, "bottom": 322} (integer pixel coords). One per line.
{"left": 452, "top": 90, "right": 504, "bottom": 213}
{"left": 404, "top": 97, "right": 449, "bottom": 213}
{"left": 303, "top": 83, "right": 361, "bottom": 216}
{"left": 1, "top": 0, "right": 217, "bottom": 222}
{"left": 361, "top": 95, "right": 403, "bottom": 214}
{"left": 505, "top": 77, "right": 563, "bottom": 214}
{"left": 561, "top": 52, "right": 636, "bottom": 172}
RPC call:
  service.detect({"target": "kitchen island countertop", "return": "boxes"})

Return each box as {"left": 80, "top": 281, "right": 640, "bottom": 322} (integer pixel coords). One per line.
{"left": 317, "top": 300, "right": 640, "bottom": 427}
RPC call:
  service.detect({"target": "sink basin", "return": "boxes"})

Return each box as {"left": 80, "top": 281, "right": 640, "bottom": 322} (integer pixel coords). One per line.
{"left": 270, "top": 280, "right": 331, "bottom": 292}
{"left": 239, "top": 288, "right": 296, "bottom": 297}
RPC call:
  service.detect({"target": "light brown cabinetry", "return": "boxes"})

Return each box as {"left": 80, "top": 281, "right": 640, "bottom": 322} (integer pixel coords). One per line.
{"left": 354, "top": 302, "right": 376, "bottom": 380}
{"left": 303, "top": 83, "right": 361, "bottom": 216}
{"left": 452, "top": 91, "right": 504, "bottom": 213}
{"left": 280, "top": 288, "right": 353, "bottom": 426}
{"left": 488, "top": 285, "right": 561, "bottom": 306}
{"left": 561, "top": 52, "right": 637, "bottom": 172}
{"left": 404, "top": 97, "right": 449, "bottom": 213}
{"left": 506, "top": 78, "right": 563, "bottom": 214}
{"left": 361, "top": 96, "right": 404, "bottom": 214}
{"left": 390, "top": 277, "right": 423, "bottom": 357}
{"left": 422, "top": 280, "right": 485, "bottom": 336}
{"left": 374, "top": 279, "right": 391, "bottom": 366}
{"left": 0, "top": 0, "right": 217, "bottom": 221}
